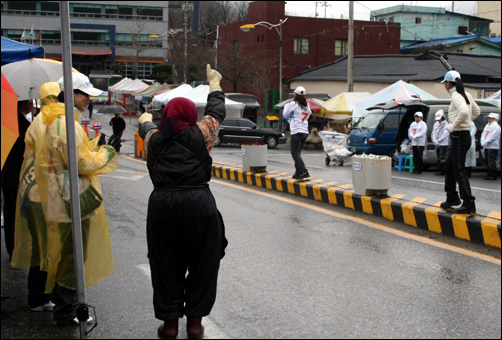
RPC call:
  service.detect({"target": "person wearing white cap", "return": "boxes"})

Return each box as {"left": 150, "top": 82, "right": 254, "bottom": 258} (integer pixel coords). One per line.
{"left": 283, "top": 86, "right": 312, "bottom": 179}
{"left": 25, "top": 74, "right": 118, "bottom": 326}
{"left": 431, "top": 109, "right": 449, "bottom": 175}
{"left": 439, "top": 70, "right": 480, "bottom": 214}
{"left": 407, "top": 111, "right": 427, "bottom": 174}
{"left": 480, "top": 113, "right": 500, "bottom": 180}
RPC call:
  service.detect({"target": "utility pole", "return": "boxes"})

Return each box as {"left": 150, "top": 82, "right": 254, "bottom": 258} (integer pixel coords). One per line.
{"left": 183, "top": 1, "right": 189, "bottom": 84}
{"left": 215, "top": 25, "right": 219, "bottom": 69}
{"left": 322, "top": 1, "right": 331, "bottom": 19}
{"left": 347, "top": 1, "right": 354, "bottom": 92}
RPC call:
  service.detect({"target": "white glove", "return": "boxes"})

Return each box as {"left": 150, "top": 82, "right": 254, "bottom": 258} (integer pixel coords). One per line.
{"left": 207, "top": 64, "right": 222, "bottom": 93}
{"left": 138, "top": 112, "right": 153, "bottom": 125}
{"left": 445, "top": 124, "right": 455, "bottom": 133}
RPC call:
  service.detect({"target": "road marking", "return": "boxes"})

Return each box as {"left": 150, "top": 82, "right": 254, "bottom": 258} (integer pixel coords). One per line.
{"left": 136, "top": 263, "right": 230, "bottom": 339}
{"left": 212, "top": 178, "right": 501, "bottom": 265}
{"left": 103, "top": 169, "right": 148, "bottom": 181}
{"left": 136, "top": 264, "right": 151, "bottom": 278}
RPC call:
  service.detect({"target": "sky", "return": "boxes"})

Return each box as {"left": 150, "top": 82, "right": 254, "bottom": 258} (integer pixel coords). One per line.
{"left": 285, "top": 1, "right": 479, "bottom": 20}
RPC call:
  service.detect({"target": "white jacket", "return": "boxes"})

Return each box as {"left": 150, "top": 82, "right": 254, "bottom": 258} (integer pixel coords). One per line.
{"left": 408, "top": 120, "right": 427, "bottom": 146}
{"left": 432, "top": 121, "right": 449, "bottom": 147}
{"left": 447, "top": 88, "right": 480, "bottom": 131}
{"left": 283, "top": 101, "right": 312, "bottom": 135}
{"left": 481, "top": 121, "right": 501, "bottom": 150}
{"left": 465, "top": 122, "right": 477, "bottom": 167}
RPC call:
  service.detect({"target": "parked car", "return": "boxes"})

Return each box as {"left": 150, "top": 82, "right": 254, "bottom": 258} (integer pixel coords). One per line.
{"left": 347, "top": 99, "right": 500, "bottom": 167}
{"left": 215, "top": 118, "right": 287, "bottom": 149}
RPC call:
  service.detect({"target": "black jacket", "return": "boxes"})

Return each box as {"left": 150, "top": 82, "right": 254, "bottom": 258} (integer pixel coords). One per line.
{"left": 1, "top": 111, "right": 31, "bottom": 188}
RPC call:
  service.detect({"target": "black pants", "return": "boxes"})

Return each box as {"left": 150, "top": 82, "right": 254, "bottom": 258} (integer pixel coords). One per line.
{"left": 52, "top": 220, "right": 90, "bottom": 323}
{"left": 1, "top": 185, "right": 17, "bottom": 258}
{"left": 485, "top": 148, "right": 499, "bottom": 179}
{"left": 412, "top": 145, "right": 424, "bottom": 173}
{"left": 290, "top": 133, "right": 308, "bottom": 174}
{"left": 147, "top": 187, "right": 224, "bottom": 320}
{"left": 52, "top": 284, "right": 77, "bottom": 323}
{"left": 28, "top": 267, "right": 51, "bottom": 308}
{"left": 436, "top": 146, "right": 448, "bottom": 174}
{"left": 444, "top": 131, "right": 475, "bottom": 207}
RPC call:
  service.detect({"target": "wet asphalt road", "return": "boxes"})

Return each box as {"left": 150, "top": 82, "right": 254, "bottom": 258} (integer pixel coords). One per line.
{"left": 1, "top": 108, "right": 500, "bottom": 339}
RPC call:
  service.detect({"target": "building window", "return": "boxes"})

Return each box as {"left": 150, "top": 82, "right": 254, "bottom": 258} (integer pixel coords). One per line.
{"left": 294, "top": 37, "right": 310, "bottom": 55}
{"left": 415, "top": 17, "right": 421, "bottom": 24}
{"left": 334, "top": 39, "right": 347, "bottom": 56}
{"left": 388, "top": 16, "right": 394, "bottom": 22}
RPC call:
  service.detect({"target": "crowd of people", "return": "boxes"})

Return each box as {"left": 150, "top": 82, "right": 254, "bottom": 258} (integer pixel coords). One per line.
{"left": 1, "top": 64, "right": 500, "bottom": 338}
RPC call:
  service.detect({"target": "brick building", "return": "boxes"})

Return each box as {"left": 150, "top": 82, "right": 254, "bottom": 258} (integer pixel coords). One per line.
{"left": 217, "top": 1, "right": 401, "bottom": 106}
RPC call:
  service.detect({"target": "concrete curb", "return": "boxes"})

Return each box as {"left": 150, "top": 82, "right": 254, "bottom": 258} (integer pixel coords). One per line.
{"left": 212, "top": 163, "right": 501, "bottom": 249}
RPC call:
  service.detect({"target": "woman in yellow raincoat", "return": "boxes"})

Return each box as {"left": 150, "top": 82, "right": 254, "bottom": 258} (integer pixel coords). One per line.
{"left": 12, "top": 74, "right": 118, "bottom": 325}
{"left": 11, "top": 82, "right": 60, "bottom": 312}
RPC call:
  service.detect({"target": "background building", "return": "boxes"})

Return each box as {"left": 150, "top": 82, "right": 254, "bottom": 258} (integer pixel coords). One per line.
{"left": 217, "top": 1, "right": 401, "bottom": 108}
{"left": 1, "top": 1, "right": 171, "bottom": 78}
{"left": 477, "top": 0, "right": 501, "bottom": 36}
{"left": 370, "top": 5, "right": 493, "bottom": 47}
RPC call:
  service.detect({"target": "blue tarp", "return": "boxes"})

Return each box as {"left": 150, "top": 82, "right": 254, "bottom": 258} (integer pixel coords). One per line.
{"left": 1, "top": 36, "right": 44, "bottom": 66}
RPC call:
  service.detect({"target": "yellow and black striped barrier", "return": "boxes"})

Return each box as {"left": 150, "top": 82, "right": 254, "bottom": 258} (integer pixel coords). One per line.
{"left": 212, "top": 162, "right": 501, "bottom": 249}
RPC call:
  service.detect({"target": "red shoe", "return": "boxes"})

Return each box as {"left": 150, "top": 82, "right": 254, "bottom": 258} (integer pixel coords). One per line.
{"left": 158, "top": 318, "right": 178, "bottom": 339}
{"left": 187, "top": 316, "right": 204, "bottom": 339}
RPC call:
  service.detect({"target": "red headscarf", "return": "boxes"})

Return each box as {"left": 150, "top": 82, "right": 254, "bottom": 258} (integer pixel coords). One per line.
{"left": 158, "top": 97, "right": 198, "bottom": 140}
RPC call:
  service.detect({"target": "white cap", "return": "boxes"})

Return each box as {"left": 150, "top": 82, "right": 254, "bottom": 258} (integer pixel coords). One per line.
{"left": 435, "top": 109, "right": 444, "bottom": 121}
{"left": 58, "top": 73, "right": 102, "bottom": 96}
{"left": 294, "top": 86, "right": 306, "bottom": 95}
{"left": 487, "top": 113, "right": 499, "bottom": 120}
{"left": 441, "top": 70, "right": 461, "bottom": 84}
{"left": 414, "top": 111, "right": 423, "bottom": 117}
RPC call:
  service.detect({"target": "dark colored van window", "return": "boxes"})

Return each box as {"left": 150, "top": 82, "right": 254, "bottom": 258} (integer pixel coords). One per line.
{"left": 383, "top": 113, "right": 400, "bottom": 130}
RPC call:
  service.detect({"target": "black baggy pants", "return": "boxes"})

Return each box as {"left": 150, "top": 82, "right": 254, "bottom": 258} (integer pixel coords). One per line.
{"left": 444, "top": 131, "right": 476, "bottom": 207}
{"left": 147, "top": 187, "right": 224, "bottom": 321}
{"left": 290, "top": 133, "right": 308, "bottom": 175}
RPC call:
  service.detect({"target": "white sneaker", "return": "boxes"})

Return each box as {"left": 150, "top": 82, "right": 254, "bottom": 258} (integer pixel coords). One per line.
{"left": 53, "top": 316, "right": 93, "bottom": 326}
{"left": 30, "top": 301, "right": 55, "bottom": 312}
{"left": 73, "top": 316, "right": 94, "bottom": 325}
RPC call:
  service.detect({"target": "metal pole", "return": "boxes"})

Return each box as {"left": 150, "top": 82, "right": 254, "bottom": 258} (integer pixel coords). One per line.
{"left": 215, "top": 25, "right": 219, "bottom": 70}
{"left": 279, "top": 20, "right": 283, "bottom": 131}
{"left": 183, "top": 1, "right": 188, "bottom": 84}
{"left": 59, "top": 1, "right": 88, "bottom": 338}
{"left": 348, "top": 1, "right": 354, "bottom": 92}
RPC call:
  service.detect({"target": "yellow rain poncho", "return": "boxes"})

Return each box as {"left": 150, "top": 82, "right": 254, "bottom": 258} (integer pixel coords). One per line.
{"left": 11, "top": 84, "right": 118, "bottom": 293}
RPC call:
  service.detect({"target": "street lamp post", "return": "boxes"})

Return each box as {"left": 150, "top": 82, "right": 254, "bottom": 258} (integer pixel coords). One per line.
{"left": 240, "top": 18, "right": 288, "bottom": 130}
{"left": 149, "top": 30, "right": 180, "bottom": 83}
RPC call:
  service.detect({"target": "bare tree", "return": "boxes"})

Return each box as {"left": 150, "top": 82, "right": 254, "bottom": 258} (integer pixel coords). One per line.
{"left": 233, "top": 1, "right": 249, "bottom": 21}
{"left": 120, "top": 15, "right": 156, "bottom": 79}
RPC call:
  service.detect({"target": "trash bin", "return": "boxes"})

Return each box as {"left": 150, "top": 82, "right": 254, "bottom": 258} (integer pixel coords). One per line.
{"left": 242, "top": 144, "right": 267, "bottom": 172}
{"left": 352, "top": 154, "right": 391, "bottom": 196}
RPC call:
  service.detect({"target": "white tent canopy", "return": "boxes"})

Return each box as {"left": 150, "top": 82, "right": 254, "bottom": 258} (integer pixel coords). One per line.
{"left": 152, "top": 84, "right": 193, "bottom": 106}
{"left": 151, "top": 84, "right": 245, "bottom": 119}
{"left": 108, "top": 77, "right": 131, "bottom": 92}
{"left": 117, "top": 79, "right": 149, "bottom": 94}
{"left": 182, "top": 85, "right": 245, "bottom": 120}
{"left": 352, "top": 80, "right": 438, "bottom": 120}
